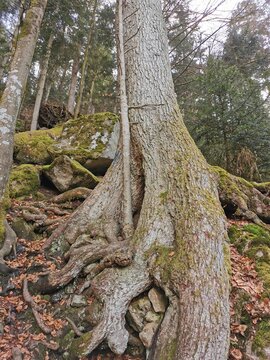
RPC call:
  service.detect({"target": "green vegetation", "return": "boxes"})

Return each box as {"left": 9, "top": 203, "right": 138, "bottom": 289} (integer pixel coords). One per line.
{"left": 9, "top": 164, "right": 40, "bottom": 198}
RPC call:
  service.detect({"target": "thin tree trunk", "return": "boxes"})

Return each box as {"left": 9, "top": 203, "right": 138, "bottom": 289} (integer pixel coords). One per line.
{"left": 74, "top": 0, "right": 98, "bottom": 118}
{"left": 118, "top": 0, "right": 133, "bottom": 239}
{"left": 31, "top": 33, "right": 54, "bottom": 131}
{"left": 86, "top": 75, "right": 96, "bottom": 113}
{"left": 0, "top": 0, "right": 47, "bottom": 201}
{"left": 44, "top": 0, "right": 230, "bottom": 358}
{"left": 67, "top": 46, "right": 81, "bottom": 114}
{"left": 43, "top": 81, "right": 52, "bottom": 103}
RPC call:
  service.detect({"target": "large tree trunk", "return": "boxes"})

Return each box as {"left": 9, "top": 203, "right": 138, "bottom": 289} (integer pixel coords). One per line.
{"left": 0, "top": 0, "right": 47, "bottom": 201}
{"left": 31, "top": 33, "right": 54, "bottom": 131}
{"left": 43, "top": 1, "right": 230, "bottom": 358}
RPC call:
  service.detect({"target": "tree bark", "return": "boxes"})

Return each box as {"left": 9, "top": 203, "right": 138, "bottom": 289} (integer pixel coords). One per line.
{"left": 67, "top": 46, "right": 81, "bottom": 114}
{"left": 0, "top": 0, "right": 47, "bottom": 201}
{"left": 74, "top": 0, "right": 98, "bottom": 118}
{"left": 45, "top": 0, "right": 230, "bottom": 358}
{"left": 31, "top": 33, "right": 54, "bottom": 131}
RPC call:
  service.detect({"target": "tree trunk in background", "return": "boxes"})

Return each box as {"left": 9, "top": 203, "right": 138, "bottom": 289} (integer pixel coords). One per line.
{"left": 86, "top": 75, "right": 96, "bottom": 113}
{"left": 43, "top": 80, "right": 52, "bottom": 103}
{"left": 47, "top": 0, "right": 230, "bottom": 358}
{"left": 31, "top": 33, "right": 54, "bottom": 131}
{"left": 67, "top": 47, "right": 81, "bottom": 114}
{"left": 0, "top": 0, "right": 47, "bottom": 201}
{"left": 74, "top": 0, "right": 98, "bottom": 118}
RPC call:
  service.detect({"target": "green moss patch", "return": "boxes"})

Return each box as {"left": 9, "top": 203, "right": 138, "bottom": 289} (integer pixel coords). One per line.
{"left": 252, "top": 320, "right": 270, "bottom": 359}
{"left": 9, "top": 164, "right": 40, "bottom": 198}
{"left": 14, "top": 126, "right": 63, "bottom": 165}
{"left": 49, "top": 112, "right": 119, "bottom": 164}
{"left": 0, "top": 188, "right": 11, "bottom": 245}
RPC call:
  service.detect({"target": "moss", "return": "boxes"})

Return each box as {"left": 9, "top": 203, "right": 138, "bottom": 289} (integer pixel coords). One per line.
{"left": 49, "top": 112, "right": 119, "bottom": 164}
{"left": 9, "top": 164, "right": 40, "bottom": 198}
{"left": 68, "top": 331, "right": 93, "bottom": 359}
{"left": 14, "top": 126, "right": 62, "bottom": 165}
{"left": 252, "top": 320, "right": 270, "bottom": 359}
{"left": 256, "top": 262, "right": 270, "bottom": 297}
{"left": 223, "top": 242, "right": 232, "bottom": 276}
{"left": 160, "top": 339, "right": 177, "bottom": 360}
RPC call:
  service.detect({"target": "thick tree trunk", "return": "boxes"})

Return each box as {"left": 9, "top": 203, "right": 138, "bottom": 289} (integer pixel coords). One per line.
{"left": 74, "top": 0, "right": 98, "bottom": 118}
{"left": 67, "top": 48, "right": 80, "bottom": 114}
{"left": 0, "top": 0, "right": 47, "bottom": 201}
{"left": 31, "top": 33, "right": 54, "bottom": 131}
{"left": 44, "top": 0, "right": 230, "bottom": 358}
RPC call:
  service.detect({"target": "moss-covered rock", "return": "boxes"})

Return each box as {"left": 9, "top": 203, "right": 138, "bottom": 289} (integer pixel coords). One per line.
{"left": 9, "top": 164, "right": 40, "bottom": 198}
{"left": 43, "top": 155, "right": 99, "bottom": 192}
{"left": 14, "top": 126, "right": 63, "bottom": 165}
{"left": 49, "top": 112, "right": 119, "bottom": 174}
{"left": 252, "top": 320, "right": 270, "bottom": 359}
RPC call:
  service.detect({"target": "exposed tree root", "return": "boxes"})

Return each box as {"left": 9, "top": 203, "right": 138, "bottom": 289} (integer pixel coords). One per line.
{"left": 23, "top": 279, "right": 51, "bottom": 334}
{"left": 69, "top": 264, "right": 151, "bottom": 357}
{"left": 51, "top": 187, "right": 92, "bottom": 203}
{"left": 213, "top": 166, "right": 270, "bottom": 227}
{"left": 66, "top": 317, "right": 83, "bottom": 337}
{"left": 0, "top": 220, "right": 17, "bottom": 273}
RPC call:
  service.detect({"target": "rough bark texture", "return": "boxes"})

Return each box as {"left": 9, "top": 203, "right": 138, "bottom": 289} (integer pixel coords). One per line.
{"left": 45, "top": 0, "right": 230, "bottom": 358}
{"left": 31, "top": 33, "right": 54, "bottom": 131}
{"left": 74, "top": 0, "right": 98, "bottom": 118}
{"left": 67, "top": 46, "right": 81, "bottom": 114}
{"left": 0, "top": 0, "right": 47, "bottom": 201}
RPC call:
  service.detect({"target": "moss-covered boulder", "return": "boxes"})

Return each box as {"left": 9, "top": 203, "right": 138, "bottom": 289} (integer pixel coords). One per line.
{"left": 14, "top": 126, "right": 63, "bottom": 165}
{"left": 43, "top": 155, "right": 99, "bottom": 192}
{"left": 252, "top": 320, "right": 270, "bottom": 359}
{"left": 49, "top": 112, "right": 119, "bottom": 174}
{"left": 9, "top": 164, "right": 40, "bottom": 199}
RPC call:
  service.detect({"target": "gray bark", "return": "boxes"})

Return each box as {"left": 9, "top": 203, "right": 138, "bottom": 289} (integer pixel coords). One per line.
{"left": 0, "top": 0, "right": 47, "bottom": 201}
{"left": 74, "top": 0, "right": 98, "bottom": 118}
{"left": 67, "top": 47, "right": 81, "bottom": 114}
{"left": 46, "top": 0, "right": 230, "bottom": 358}
{"left": 31, "top": 33, "right": 54, "bottom": 131}
{"left": 118, "top": 0, "right": 133, "bottom": 239}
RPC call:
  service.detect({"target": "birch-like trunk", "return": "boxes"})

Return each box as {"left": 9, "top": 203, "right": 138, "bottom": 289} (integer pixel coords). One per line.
{"left": 31, "top": 33, "right": 54, "bottom": 131}
{"left": 0, "top": 0, "right": 47, "bottom": 201}
{"left": 74, "top": 0, "right": 98, "bottom": 118}
{"left": 45, "top": 0, "right": 230, "bottom": 358}
{"left": 67, "top": 48, "right": 80, "bottom": 114}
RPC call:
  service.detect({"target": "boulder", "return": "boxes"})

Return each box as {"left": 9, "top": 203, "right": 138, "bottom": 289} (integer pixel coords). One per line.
{"left": 42, "top": 155, "right": 99, "bottom": 192}
{"left": 14, "top": 126, "right": 62, "bottom": 165}
{"left": 50, "top": 112, "right": 119, "bottom": 175}
{"left": 9, "top": 164, "right": 40, "bottom": 198}
{"left": 11, "top": 217, "right": 36, "bottom": 240}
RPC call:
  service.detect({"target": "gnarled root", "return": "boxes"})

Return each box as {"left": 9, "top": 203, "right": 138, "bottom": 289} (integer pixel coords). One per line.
{"left": 0, "top": 220, "right": 17, "bottom": 274}
{"left": 69, "top": 264, "right": 151, "bottom": 357}
{"left": 35, "top": 240, "right": 133, "bottom": 293}
{"left": 212, "top": 166, "right": 270, "bottom": 227}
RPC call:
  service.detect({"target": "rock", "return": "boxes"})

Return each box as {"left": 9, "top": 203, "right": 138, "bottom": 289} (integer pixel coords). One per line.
{"left": 49, "top": 112, "right": 119, "bottom": 174}
{"left": 127, "top": 296, "right": 152, "bottom": 332}
{"left": 71, "top": 295, "right": 87, "bottom": 308}
{"left": 148, "top": 287, "right": 167, "bottom": 313}
{"left": 9, "top": 164, "right": 40, "bottom": 198}
{"left": 85, "top": 299, "right": 103, "bottom": 326}
{"left": 14, "top": 126, "right": 62, "bottom": 164}
{"left": 11, "top": 217, "right": 36, "bottom": 240}
{"left": 43, "top": 155, "right": 99, "bottom": 192}
{"left": 145, "top": 311, "right": 162, "bottom": 323}
{"left": 0, "top": 322, "right": 3, "bottom": 334}
{"left": 139, "top": 322, "right": 159, "bottom": 348}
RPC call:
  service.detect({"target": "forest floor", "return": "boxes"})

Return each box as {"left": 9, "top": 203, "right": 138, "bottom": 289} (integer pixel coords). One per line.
{"left": 0, "top": 186, "right": 269, "bottom": 360}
